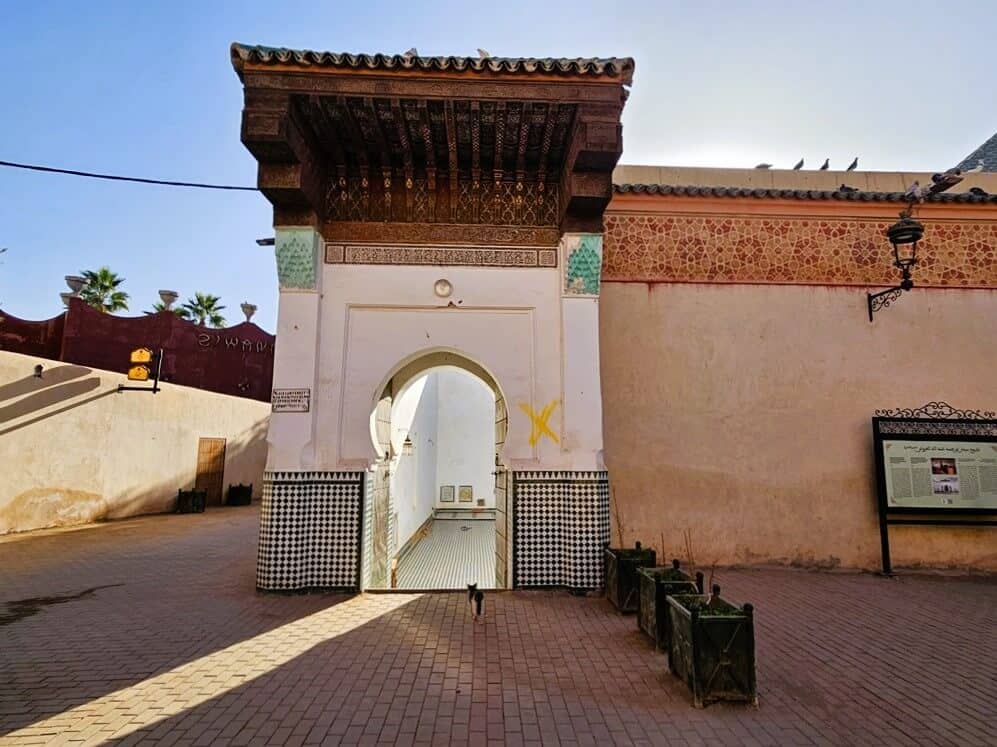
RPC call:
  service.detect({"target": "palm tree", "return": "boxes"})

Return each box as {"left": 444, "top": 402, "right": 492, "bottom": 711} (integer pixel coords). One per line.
{"left": 80, "top": 266, "right": 129, "bottom": 313}
{"left": 181, "top": 292, "right": 226, "bottom": 328}
{"left": 146, "top": 301, "right": 191, "bottom": 319}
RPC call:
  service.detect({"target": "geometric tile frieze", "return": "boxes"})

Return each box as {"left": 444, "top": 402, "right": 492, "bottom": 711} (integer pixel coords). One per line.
{"left": 604, "top": 213, "right": 997, "bottom": 287}
{"left": 326, "top": 243, "right": 558, "bottom": 268}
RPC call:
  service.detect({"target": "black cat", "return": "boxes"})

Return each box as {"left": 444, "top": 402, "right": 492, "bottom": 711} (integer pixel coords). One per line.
{"left": 467, "top": 583, "right": 484, "bottom": 622}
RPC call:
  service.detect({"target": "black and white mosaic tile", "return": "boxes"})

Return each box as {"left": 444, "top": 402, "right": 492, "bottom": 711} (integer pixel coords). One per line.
{"left": 257, "top": 470, "right": 364, "bottom": 591}
{"left": 513, "top": 471, "right": 610, "bottom": 589}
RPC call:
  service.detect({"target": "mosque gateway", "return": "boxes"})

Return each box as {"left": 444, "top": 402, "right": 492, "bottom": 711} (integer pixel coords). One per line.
{"left": 232, "top": 44, "right": 997, "bottom": 591}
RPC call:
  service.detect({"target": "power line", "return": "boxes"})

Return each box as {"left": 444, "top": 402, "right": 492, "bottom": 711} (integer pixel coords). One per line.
{"left": 0, "top": 160, "right": 259, "bottom": 192}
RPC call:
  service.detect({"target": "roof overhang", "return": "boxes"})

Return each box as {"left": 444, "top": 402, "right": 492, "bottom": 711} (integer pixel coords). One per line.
{"left": 231, "top": 43, "right": 633, "bottom": 240}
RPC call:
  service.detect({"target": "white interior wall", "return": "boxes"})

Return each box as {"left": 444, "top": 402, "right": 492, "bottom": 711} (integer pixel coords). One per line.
{"left": 434, "top": 368, "right": 495, "bottom": 508}
{"left": 389, "top": 375, "right": 438, "bottom": 551}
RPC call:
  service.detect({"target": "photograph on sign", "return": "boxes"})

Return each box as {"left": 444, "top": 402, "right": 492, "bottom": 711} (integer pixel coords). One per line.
{"left": 440, "top": 485, "right": 455, "bottom": 503}
{"left": 458, "top": 485, "right": 473, "bottom": 502}
{"left": 128, "top": 365, "right": 150, "bottom": 381}
{"left": 130, "top": 348, "right": 153, "bottom": 364}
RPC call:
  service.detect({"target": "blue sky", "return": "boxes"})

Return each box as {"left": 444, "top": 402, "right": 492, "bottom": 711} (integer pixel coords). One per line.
{"left": 1, "top": 1, "right": 993, "bottom": 331}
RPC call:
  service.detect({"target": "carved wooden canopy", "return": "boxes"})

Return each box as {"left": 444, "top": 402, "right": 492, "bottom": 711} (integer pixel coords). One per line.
{"left": 231, "top": 44, "right": 633, "bottom": 243}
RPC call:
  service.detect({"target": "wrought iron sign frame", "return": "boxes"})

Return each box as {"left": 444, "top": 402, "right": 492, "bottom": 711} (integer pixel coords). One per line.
{"left": 872, "top": 402, "right": 997, "bottom": 575}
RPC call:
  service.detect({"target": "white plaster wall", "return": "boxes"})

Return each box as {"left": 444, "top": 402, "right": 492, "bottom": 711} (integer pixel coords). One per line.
{"left": 315, "top": 264, "right": 575, "bottom": 471}
{"left": 389, "top": 374, "right": 439, "bottom": 549}
{"left": 0, "top": 351, "right": 270, "bottom": 534}
{"left": 433, "top": 368, "right": 495, "bottom": 508}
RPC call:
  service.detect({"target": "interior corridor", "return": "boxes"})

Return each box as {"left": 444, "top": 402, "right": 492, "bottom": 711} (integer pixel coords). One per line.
{"left": 395, "top": 517, "right": 496, "bottom": 589}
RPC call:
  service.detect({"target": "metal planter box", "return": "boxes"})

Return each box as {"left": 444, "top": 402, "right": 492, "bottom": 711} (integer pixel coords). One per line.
{"left": 637, "top": 561, "right": 702, "bottom": 652}
{"left": 177, "top": 489, "right": 207, "bottom": 514}
{"left": 603, "top": 542, "right": 656, "bottom": 612}
{"left": 226, "top": 483, "right": 253, "bottom": 506}
{"left": 667, "top": 588, "right": 757, "bottom": 707}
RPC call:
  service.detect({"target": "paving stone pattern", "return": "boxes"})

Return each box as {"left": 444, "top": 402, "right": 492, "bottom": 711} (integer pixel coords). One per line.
{"left": 0, "top": 508, "right": 994, "bottom": 746}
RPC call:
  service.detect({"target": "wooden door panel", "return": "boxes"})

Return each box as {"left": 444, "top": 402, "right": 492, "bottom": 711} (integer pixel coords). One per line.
{"left": 195, "top": 438, "right": 226, "bottom": 506}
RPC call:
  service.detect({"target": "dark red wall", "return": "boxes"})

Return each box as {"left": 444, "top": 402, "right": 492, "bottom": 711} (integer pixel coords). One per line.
{"left": 0, "top": 308, "right": 65, "bottom": 360}
{"left": 0, "top": 300, "right": 275, "bottom": 402}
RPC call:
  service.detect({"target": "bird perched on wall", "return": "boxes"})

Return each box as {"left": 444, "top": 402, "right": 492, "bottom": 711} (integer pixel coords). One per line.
{"left": 847, "top": 157, "right": 859, "bottom": 171}
{"left": 754, "top": 163, "right": 773, "bottom": 169}
{"left": 929, "top": 168, "right": 964, "bottom": 194}
{"left": 969, "top": 186, "right": 989, "bottom": 197}
{"left": 903, "top": 179, "right": 929, "bottom": 203}
{"left": 403, "top": 47, "right": 419, "bottom": 58}
{"left": 477, "top": 48, "right": 491, "bottom": 59}
{"left": 965, "top": 159, "right": 985, "bottom": 174}
{"left": 819, "top": 159, "right": 830, "bottom": 170}
{"left": 839, "top": 184, "right": 859, "bottom": 193}
{"left": 793, "top": 158, "right": 804, "bottom": 170}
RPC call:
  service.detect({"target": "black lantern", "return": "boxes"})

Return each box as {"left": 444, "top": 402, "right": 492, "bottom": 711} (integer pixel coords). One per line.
{"left": 868, "top": 211, "right": 923, "bottom": 322}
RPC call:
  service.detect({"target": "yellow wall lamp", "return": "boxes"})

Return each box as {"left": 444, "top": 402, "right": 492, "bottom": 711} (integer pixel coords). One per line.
{"left": 119, "top": 347, "right": 164, "bottom": 394}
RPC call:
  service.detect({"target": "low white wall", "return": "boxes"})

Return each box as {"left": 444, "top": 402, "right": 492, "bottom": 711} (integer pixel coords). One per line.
{"left": 390, "top": 375, "right": 438, "bottom": 550}
{"left": 0, "top": 351, "right": 270, "bottom": 534}
{"left": 434, "top": 369, "right": 495, "bottom": 508}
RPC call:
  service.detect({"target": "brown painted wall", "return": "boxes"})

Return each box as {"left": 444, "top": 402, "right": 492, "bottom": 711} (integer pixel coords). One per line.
{"left": 599, "top": 281, "right": 997, "bottom": 571}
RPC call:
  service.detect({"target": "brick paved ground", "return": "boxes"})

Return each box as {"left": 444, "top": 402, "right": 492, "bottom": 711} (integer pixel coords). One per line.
{"left": 0, "top": 508, "right": 994, "bottom": 746}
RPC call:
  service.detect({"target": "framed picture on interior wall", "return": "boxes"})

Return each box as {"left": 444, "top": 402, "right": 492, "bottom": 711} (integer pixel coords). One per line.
{"left": 440, "top": 485, "right": 455, "bottom": 503}
{"left": 458, "top": 485, "right": 473, "bottom": 503}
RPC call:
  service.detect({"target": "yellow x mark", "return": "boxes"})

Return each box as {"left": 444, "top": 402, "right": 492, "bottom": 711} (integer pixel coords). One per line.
{"left": 520, "top": 400, "right": 560, "bottom": 447}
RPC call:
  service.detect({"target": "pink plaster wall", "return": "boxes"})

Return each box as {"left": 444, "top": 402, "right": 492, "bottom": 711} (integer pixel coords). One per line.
{"left": 599, "top": 281, "right": 997, "bottom": 572}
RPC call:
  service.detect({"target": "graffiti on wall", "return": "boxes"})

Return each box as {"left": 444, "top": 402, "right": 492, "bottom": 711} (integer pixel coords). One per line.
{"left": 520, "top": 400, "right": 560, "bottom": 447}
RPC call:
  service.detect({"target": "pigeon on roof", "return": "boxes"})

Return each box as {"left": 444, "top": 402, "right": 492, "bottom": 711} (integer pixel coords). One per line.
{"left": 903, "top": 180, "right": 928, "bottom": 202}
{"left": 403, "top": 47, "right": 419, "bottom": 57}
{"left": 755, "top": 163, "right": 773, "bottom": 169}
{"left": 839, "top": 184, "right": 858, "bottom": 193}
{"left": 929, "top": 168, "right": 964, "bottom": 194}
{"left": 819, "top": 159, "right": 830, "bottom": 170}
{"left": 965, "top": 159, "right": 984, "bottom": 174}
{"left": 477, "top": 48, "right": 491, "bottom": 58}
{"left": 793, "top": 158, "right": 804, "bottom": 170}
{"left": 969, "top": 186, "right": 989, "bottom": 196}
{"left": 847, "top": 157, "right": 858, "bottom": 171}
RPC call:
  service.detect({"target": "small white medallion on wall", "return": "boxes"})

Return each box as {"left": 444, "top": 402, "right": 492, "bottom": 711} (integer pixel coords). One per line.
{"left": 440, "top": 485, "right": 455, "bottom": 503}
{"left": 434, "top": 278, "right": 453, "bottom": 298}
{"left": 458, "top": 485, "right": 473, "bottom": 503}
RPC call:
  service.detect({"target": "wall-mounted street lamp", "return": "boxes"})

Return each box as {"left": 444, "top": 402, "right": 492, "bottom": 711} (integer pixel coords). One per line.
{"left": 402, "top": 436, "right": 414, "bottom": 456}
{"left": 867, "top": 211, "right": 923, "bottom": 322}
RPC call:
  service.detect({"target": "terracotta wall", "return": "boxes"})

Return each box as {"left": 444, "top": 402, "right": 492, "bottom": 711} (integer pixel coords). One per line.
{"left": 599, "top": 192, "right": 997, "bottom": 571}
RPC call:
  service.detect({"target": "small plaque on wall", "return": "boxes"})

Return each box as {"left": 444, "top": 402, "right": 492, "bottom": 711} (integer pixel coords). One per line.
{"left": 440, "top": 485, "right": 455, "bottom": 503}
{"left": 459, "top": 485, "right": 473, "bottom": 503}
{"left": 272, "top": 388, "right": 311, "bottom": 413}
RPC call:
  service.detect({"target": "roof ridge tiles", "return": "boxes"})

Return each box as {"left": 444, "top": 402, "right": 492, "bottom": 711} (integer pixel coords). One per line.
{"left": 612, "top": 183, "right": 997, "bottom": 204}
{"left": 230, "top": 42, "right": 634, "bottom": 83}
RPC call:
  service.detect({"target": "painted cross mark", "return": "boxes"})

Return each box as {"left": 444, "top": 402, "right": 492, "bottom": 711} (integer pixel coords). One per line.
{"left": 519, "top": 400, "right": 559, "bottom": 446}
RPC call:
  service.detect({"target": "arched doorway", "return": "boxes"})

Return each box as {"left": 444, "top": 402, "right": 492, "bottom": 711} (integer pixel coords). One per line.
{"left": 363, "top": 350, "right": 510, "bottom": 590}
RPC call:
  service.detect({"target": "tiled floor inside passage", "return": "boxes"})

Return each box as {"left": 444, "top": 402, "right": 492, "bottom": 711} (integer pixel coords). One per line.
{"left": 395, "top": 518, "right": 496, "bottom": 590}
{"left": 1, "top": 506, "right": 994, "bottom": 746}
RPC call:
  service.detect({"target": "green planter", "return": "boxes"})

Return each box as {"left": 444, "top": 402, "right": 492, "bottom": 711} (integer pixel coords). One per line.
{"left": 177, "top": 489, "right": 207, "bottom": 514}
{"left": 637, "top": 560, "right": 703, "bottom": 652}
{"left": 603, "top": 542, "right": 656, "bottom": 612}
{"left": 667, "top": 586, "right": 757, "bottom": 707}
{"left": 226, "top": 483, "right": 253, "bottom": 506}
